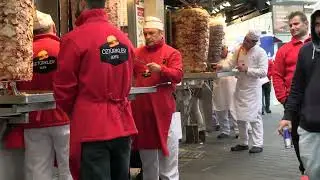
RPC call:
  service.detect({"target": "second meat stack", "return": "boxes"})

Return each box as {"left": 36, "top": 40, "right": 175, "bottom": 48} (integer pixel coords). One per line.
{"left": 208, "top": 16, "right": 225, "bottom": 64}
{"left": 172, "top": 7, "right": 210, "bottom": 73}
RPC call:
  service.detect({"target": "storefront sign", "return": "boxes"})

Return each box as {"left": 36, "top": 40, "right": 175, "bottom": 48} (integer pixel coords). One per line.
{"left": 136, "top": 1, "right": 145, "bottom": 47}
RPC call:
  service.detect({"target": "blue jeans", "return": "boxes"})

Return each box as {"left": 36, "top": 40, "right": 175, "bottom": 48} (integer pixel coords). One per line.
{"left": 298, "top": 127, "right": 320, "bottom": 179}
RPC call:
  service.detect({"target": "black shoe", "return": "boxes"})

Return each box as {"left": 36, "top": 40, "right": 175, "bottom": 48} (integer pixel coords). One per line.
{"left": 262, "top": 111, "right": 265, "bottom": 115}
{"left": 199, "top": 131, "right": 206, "bottom": 143}
{"left": 215, "top": 125, "right": 221, "bottom": 131}
{"left": 266, "top": 109, "right": 271, "bottom": 113}
{"left": 217, "top": 133, "right": 230, "bottom": 139}
{"left": 249, "top": 146, "right": 263, "bottom": 153}
{"left": 235, "top": 133, "right": 239, "bottom": 139}
{"left": 231, "top": 144, "right": 249, "bottom": 151}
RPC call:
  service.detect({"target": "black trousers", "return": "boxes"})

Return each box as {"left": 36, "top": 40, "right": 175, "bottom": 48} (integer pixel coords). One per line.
{"left": 262, "top": 82, "right": 271, "bottom": 111}
{"left": 80, "top": 137, "right": 131, "bottom": 180}
{"left": 283, "top": 104, "right": 305, "bottom": 174}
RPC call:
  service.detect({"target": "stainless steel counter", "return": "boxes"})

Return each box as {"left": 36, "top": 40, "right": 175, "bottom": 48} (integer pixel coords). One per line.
{"left": 0, "top": 87, "right": 158, "bottom": 123}
{"left": 183, "top": 71, "right": 238, "bottom": 80}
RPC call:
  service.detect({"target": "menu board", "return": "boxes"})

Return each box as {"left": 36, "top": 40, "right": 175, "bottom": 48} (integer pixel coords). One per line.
{"left": 136, "top": 0, "right": 145, "bottom": 47}
{"left": 272, "top": 4, "right": 304, "bottom": 34}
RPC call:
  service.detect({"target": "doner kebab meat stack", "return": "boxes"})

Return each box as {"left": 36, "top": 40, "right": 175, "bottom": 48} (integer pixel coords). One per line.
{"left": 173, "top": 6, "right": 210, "bottom": 73}
{"left": 208, "top": 16, "right": 225, "bottom": 64}
{"left": 0, "top": 0, "right": 34, "bottom": 80}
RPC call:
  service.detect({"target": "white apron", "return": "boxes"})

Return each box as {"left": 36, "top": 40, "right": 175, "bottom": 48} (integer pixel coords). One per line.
{"left": 212, "top": 76, "right": 237, "bottom": 111}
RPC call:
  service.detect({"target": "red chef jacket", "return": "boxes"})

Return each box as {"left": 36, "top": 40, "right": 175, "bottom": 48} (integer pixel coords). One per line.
{"left": 132, "top": 39, "right": 183, "bottom": 156}
{"left": 53, "top": 9, "right": 137, "bottom": 180}
{"left": 3, "top": 34, "right": 69, "bottom": 149}
{"left": 273, "top": 36, "right": 311, "bottom": 103}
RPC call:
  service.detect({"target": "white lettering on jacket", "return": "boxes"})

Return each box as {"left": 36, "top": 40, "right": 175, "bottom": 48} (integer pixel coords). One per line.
{"left": 101, "top": 48, "right": 127, "bottom": 55}
{"left": 33, "top": 59, "right": 56, "bottom": 66}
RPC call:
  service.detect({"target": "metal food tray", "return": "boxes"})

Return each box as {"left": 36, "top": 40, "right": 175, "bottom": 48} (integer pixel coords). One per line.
{"left": 0, "top": 102, "right": 56, "bottom": 115}
{"left": 0, "top": 91, "right": 55, "bottom": 105}
{"left": 183, "top": 71, "right": 238, "bottom": 80}
{"left": 130, "top": 87, "right": 157, "bottom": 95}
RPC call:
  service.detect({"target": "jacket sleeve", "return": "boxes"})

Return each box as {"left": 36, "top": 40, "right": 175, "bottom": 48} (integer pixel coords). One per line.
{"left": 160, "top": 50, "right": 183, "bottom": 83}
{"left": 53, "top": 37, "right": 81, "bottom": 115}
{"left": 272, "top": 49, "right": 287, "bottom": 104}
{"left": 246, "top": 50, "right": 268, "bottom": 78}
{"left": 267, "top": 60, "right": 274, "bottom": 80}
{"left": 283, "top": 49, "right": 306, "bottom": 121}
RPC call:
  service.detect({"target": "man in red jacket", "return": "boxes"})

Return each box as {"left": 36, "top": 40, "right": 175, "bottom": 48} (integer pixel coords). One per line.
{"left": 273, "top": 11, "right": 310, "bottom": 175}
{"left": 273, "top": 11, "right": 310, "bottom": 104}
{"left": 18, "top": 10, "right": 72, "bottom": 180}
{"left": 53, "top": 0, "right": 137, "bottom": 180}
{"left": 132, "top": 16, "right": 183, "bottom": 180}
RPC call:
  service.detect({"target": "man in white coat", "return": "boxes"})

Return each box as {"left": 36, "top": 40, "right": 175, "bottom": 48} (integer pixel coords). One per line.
{"left": 213, "top": 45, "right": 239, "bottom": 139}
{"left": 215, "top": 30, "right": 268, "bottom": 153}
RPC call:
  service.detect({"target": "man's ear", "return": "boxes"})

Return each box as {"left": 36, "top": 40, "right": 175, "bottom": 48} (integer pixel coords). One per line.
{"left": 159, "top": 30, "right": 165, "bottom": 37}
{"left": 52, "top": 24, "right": 57, "bottom": 34}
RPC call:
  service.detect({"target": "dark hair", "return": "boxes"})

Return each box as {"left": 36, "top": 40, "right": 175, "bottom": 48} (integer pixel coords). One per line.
{"left": 288, "top": 11, "right": 308, "bottom": 23}
{"left": 33, "top": 27, "right": 51, "bottom": 35}
{"left": 86, "top": 0, "right": 106, "bottom": 9}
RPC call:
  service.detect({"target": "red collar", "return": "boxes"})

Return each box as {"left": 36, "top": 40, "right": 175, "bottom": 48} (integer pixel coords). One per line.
{"left": 145, "top": 39, "right": 165, "bottom": 51}
{"left": 33, "top": 34, "right": 60, "bottom": 42}
{"left": 75, "top": 9, "right": 108, "bottom": 27}
{"left": 291, "top": 35, "right": 311, "bottom": 45}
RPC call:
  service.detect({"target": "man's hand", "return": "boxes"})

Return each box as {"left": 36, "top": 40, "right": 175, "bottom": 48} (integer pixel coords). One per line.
{"left": 278, "top": 120, "right": 292, "bottom": 136}
{"left": 236, "top": 64, "right": 248, "bottom": 72}
{"left": 146, "top": 63, "right": 161, "bottom": 73}
{"left": 210, "top": 63, "right": 223, "bottom": 72}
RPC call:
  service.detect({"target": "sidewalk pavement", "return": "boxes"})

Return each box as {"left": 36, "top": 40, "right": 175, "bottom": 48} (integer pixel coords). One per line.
{"left": 179, "top": 105, "right": 301, "bottom": 180}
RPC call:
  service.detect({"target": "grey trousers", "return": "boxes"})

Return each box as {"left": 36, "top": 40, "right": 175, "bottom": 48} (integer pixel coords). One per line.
{"left": 298, "top": 127, "right": 320, "bottom": 180}
{"left": 24, "top": 125, "right": 72, "bottom": 180}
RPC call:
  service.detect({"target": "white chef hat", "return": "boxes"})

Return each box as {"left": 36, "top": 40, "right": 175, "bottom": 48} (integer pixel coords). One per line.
{"left": 246, "top": 30, "right": 261, "bottom": 41}
{"left": 34, "top": 10, "right": 54, "bottom": 31}
{"left": 144, "top": 16, "right": 164, "bottom": 31}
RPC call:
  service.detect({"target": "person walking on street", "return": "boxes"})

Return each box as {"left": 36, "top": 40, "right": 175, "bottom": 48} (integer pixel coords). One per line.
{"left": 262, "top": 58, "right": 273, "bottom": 114}
{"left": 279, "top": 10, "right": 320, "bottom": 180}
{"left": 131, "top": 16, "right": 183, "bottom": 180}
{"left": 214, "top": 30, "right": 268, "bottom": 153}
{"left": 53, "top": 0, "right": 137, "bottom": 179}
{"left": 273, "top": 11, "right": 310, "bottom": 174}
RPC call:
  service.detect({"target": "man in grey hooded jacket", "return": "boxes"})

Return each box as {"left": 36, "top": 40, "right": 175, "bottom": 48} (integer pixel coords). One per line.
{"left": 279, "top": 10, "right": 320, "bottom": 180}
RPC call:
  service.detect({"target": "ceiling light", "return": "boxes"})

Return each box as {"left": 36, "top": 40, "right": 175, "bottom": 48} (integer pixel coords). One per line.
{"left": 220, "top": 5, "right": 225, "bottom": 10}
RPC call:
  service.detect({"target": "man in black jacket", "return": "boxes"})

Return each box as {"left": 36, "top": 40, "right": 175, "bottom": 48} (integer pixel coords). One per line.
{"left": 278, "top": 10, "right": 320, "bottom": 180}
